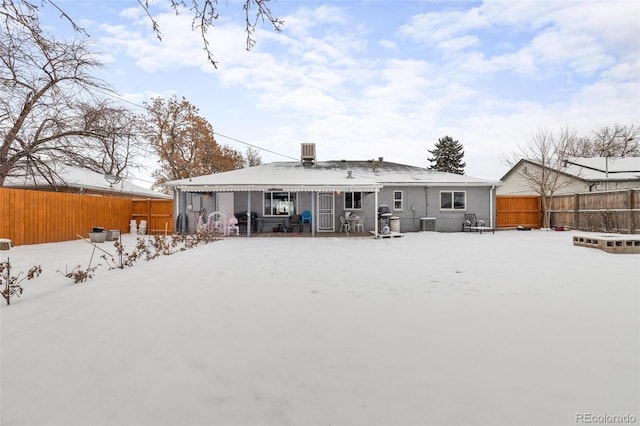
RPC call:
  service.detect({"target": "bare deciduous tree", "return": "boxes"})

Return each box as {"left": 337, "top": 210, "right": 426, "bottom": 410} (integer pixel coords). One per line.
{"left": 142, "top": 96, "right": 244, "bottom": 192}
{"left": 244, "top": 146, "right": 262, "bottom": 167}
{"left": 504, "top": 124, "right": 639, "bottom": 227}
{"left": 564, "top": 124, "right": 640, "bottom": 157}
{"left": 503, "top": 128, "right": 577, "bottom": 228}
{"left": 5, "top": 0, "right": 283, "bottom": 68}
{"left": 139, "top": 0, "right": 284, "bottom": 67}
{"left": 0, "top": 2, "right": 124, "bottom": 187}
{"left": 61, "top": 101, "right": 145, "bottom": 179}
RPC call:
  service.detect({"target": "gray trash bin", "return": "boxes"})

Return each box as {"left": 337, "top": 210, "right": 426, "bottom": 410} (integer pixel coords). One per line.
{"left": 389, "top": 216, "right": 400, "bottom": 233}
{"left": 420, "top": 217, "right": 436, "bottom": 232}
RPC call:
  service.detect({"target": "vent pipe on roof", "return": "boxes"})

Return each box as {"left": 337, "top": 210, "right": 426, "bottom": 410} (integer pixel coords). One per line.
{"left": 370, "top": 157, "right": 384, "bottom": 172}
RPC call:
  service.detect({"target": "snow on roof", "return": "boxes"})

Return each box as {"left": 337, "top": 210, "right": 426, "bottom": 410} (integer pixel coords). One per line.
{"left": 165, "top": 161, "right": 500, "bottom": 192}
{"left": 5, "top": 165, "right": 170, "bottom": 199}
{"left": 501, "top": 157, "right": 640, "bottom": 183}
{"left": 563, "top": 157, "right": 640, "bottom": 181}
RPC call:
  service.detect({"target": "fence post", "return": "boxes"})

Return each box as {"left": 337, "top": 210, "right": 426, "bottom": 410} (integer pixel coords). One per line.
{"left": 629, "top": 189, "right": 635, "bottom": 234}
{"left": 574, "top": 193, "right": 580, "bottom": 231}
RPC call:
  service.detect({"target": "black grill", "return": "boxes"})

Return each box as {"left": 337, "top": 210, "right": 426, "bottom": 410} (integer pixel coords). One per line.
{"left": 235, "top": 212, "right": 258, "bottom": 232}
{"left": 377, "top": 205, "right": 392, "bottom": 219}
{"left": 378, "top": 204, "right": 392, "bottom": 231}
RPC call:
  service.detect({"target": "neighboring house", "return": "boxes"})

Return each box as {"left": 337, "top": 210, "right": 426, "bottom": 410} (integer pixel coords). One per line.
{"left": 4, "top": 164, "right": 170, "bottom": 199}
{"left": 164, "top": 144, "right": 501, "bottom": 235}
{"left": 498, "top": 157, "right": 640, "bottom": 196}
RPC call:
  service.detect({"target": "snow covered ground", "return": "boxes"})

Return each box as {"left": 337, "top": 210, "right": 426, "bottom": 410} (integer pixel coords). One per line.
{"left": 1, "top": 230, "right": 638, "bottom": 426}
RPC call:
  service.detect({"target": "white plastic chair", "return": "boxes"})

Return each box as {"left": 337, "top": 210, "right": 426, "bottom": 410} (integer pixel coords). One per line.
{"left": 339, "top": 215, "right": 350, "bottom": 233}
{"left": 354, "top": 214, "right": 364, "bottom": 233}
{"left": 227, "top": 216, "right": 240, "bottom": 235}
{"left": 207, "top": 212, "right": 227, "bottom": 235}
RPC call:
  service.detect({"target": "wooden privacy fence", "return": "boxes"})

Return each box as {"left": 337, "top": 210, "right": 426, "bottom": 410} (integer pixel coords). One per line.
{"left": 548, "top": 189, "right": 639, "bottom": 234}
{"left": 1, "top": 188, "right": 174, "bottom": 246}
{"left": 496, "top": 196, "right": 542, "bottom": 228}
{"left": 132, "top": 198, "right": 174, "bottom": 235}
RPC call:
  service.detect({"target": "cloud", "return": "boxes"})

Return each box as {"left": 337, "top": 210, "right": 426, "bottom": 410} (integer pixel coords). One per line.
{"left": 282, "top": 4, "right": 350, "bottom": 37}
{"left": 379, "top": 39, "right": 398, "bottom": 51}
{"left": 400, "top": 0, "right": 639, "bottom": 79}
{"left": 98, "top": 16, "right": 207, "bottom": 72}
{"left": 68, "top": 0, "right": 638, "bottom": 181}
{"left": 437, "top": 35, "right": 480, "bottom": 52}
{"left": 222, "top": 2, "right": 637, "bottom": 177}
{"left": 399, "top": 6, "right": 488, "bottom": 47}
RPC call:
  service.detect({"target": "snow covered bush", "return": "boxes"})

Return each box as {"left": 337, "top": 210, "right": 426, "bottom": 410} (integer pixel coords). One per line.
{"left": 59, "top": 264, "right": 99, "bottom": 284}
{"left": 1, "top": 259, "right": 42, "bottom": 305}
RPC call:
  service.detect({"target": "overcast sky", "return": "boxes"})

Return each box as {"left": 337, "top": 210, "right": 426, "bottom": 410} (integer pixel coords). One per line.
{"left": 41, "top": 0, "right": 639, "bottom": 185}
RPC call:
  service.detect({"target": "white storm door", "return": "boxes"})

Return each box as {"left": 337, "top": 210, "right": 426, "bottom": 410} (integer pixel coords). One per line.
{"left": 317, "top": 192, "right": 335, "bottom": 232}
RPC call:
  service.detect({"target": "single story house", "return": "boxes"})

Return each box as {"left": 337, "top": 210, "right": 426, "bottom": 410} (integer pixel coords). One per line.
{"left": 165, "top": 144, "right": 501, "bottom": 236}
{"left": 498, "top": 157, "right": 640, "bottom": 196}
{"left": 4, "top": 164, "right": 170, "bottom": 199}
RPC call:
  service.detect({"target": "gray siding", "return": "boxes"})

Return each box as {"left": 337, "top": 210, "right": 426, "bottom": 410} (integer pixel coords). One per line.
{"left": 376, "top": 186, "right": 426, "bottom": 232}
{"left": 340, "top": 185, "right": 495, "bottom": 233}
{"left": 180, "top": 186, "right": 496, "bottom": 234}
{"left": 425, "top": 186, "right": 493, "bottom": 232}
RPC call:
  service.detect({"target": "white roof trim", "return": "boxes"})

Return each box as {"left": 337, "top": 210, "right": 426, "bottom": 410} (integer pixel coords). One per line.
{"left": 176, "top": 184, "right": 382, "bottom": 192}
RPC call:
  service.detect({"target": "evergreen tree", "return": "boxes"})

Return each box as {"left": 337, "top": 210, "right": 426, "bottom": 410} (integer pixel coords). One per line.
{"left": 427, "top": 136, "right": 466, "bottom": 175}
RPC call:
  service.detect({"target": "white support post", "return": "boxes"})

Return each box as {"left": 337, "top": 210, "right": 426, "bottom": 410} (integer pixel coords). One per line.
{"left": 247, "top": 192, "right": 252, "bottom": 238}
{"left": 374, "top": 189, "right": 379, "bottom": 237}
{"left": 489, "top": 185, "right": 495, "bottom": 229}
{"left": 311, "top": 192, "right": 315, "bottom": 237}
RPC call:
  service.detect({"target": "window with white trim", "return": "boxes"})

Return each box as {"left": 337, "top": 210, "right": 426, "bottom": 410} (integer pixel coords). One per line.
{"left": 440, "top": 191, "right": 466, "bottom": 210}
{"left": 344, "top": 191, "right": 362, "bottom": 209}
{"left": 263, "top": 192, "right": 297, "bottom": 216}
{"left": 393, "top": 191, "right": 403, "bottom": 211}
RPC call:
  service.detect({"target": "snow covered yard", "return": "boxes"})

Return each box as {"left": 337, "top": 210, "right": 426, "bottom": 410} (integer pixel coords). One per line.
{"left": 1, "top": 230, "right": 638, "bottom": 426}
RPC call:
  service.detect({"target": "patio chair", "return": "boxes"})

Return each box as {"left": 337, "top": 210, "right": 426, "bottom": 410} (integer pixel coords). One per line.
{"left": 207, "top": 212, "right": 227, "bottom": 235}
{"left": 227, "top": 216, "right": 240, "bottom": 235}
{"left": 354, "top": 214, "right": 365, "bottom": 233}
{"left": 339, "top": 215, "right": 351, "bottom": 233}
{"left": 461, "top": 213, "right": 485, "bottom": 232}
{"left": 301, "top": 210, "right": 312, "bottom": 231}
{"left": 288, "top": 214, "right": 302, "bottom": 232}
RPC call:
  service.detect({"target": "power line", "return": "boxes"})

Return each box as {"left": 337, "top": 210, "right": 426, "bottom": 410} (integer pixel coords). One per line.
{"left": 91, "top": 86, "right": 147, "bottom": 110}
{"left": 213, "top": 132, "right": 298, "bottom": 161}
{"left": 92, "top": 87, "right": 299, "bottom": 162}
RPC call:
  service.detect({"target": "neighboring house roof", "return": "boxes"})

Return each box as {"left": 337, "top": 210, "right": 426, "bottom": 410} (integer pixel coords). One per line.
{"left": 165, "top": 160, "right": 501, "bottom": 192}
{"left": 563, "top": 157, "right": 640, "bottom": 181}
{"left": 4, "top": 165, "right": 170, "bottom": 199}
{"left": 501, "top": 157, "right": 640, "bottom": 183}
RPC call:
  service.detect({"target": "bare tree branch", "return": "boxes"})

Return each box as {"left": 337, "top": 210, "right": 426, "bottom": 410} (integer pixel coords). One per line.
{"left": 5, "top": 0, "right": 283, "bottom": 69}
{"left": 47, "top": 0, "right": 88, "bottom": 36}
{"left": 505, "top": 128, "right": 579, "bottom": 228}
{"left": 137, "top": 0, "right": 283, "bottom": 68}
{"left": 0, "top": 3, "right": 132, "bottom": 187}
{"left": 142, "top": 95, "right": 244, "bottom": 193}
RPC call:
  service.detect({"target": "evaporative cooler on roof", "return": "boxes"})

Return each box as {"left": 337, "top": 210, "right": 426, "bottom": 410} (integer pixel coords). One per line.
{"left": 301, "top": 143, "right": 316, "bottom": 166}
